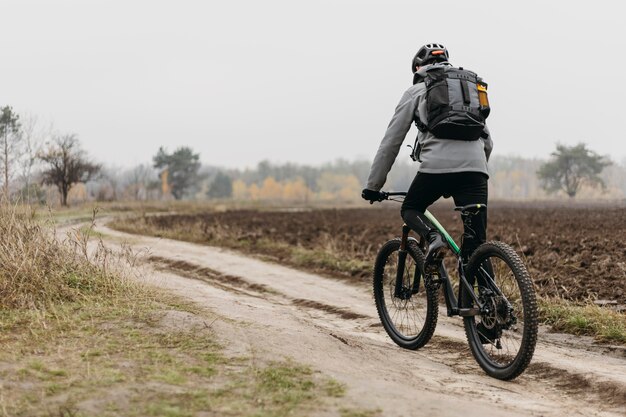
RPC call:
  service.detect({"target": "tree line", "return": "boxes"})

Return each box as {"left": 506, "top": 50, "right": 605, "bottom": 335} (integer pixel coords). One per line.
{"left": 0, "top": 106, "right": 206, "bottom": 206}
{"left": 1, "top": 104, "right": 619, "bottom": 205}
{"left": 208, "top": 145, "right": 620, "bottom": 201}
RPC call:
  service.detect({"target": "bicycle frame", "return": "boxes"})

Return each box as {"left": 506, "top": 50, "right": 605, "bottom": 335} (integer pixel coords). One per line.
{"left": 398, "top": 219, "right": 482, "bottom": 317}
{"left": 386, "top": 191, "right": 487, "bottom": 318}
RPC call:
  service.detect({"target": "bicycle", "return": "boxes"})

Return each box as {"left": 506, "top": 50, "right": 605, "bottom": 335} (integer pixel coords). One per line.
{"left": 371, "top": 191, "right": 538, "bottom": 380}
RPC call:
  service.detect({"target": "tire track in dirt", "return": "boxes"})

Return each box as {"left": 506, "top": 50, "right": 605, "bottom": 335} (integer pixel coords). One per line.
{"left": 525, "top": 362, "right": 626, "bottom": 408}
{"left": 424, "top": 335, "right": 626, "bottom": 408}
{"left": 148, "top": 255, "right": 369, "bottom": 321}
{"left": 149, "top": 255, "right": 277, "bottom": 298}
{"left": 96, "top": 222, "right": 626, "bottom": 417}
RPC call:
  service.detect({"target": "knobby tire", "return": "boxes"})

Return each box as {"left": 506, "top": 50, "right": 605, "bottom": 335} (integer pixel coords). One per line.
{"left": 373, "top": 239, "right": 438, "bottom": 350}
{"left": 462, "top": 241, "right": 538, "bottom": 380}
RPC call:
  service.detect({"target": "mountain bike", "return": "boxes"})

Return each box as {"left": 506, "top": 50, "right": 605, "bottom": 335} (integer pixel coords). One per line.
{"left": 371, "top": 192, "right": 538, "bottom": 380}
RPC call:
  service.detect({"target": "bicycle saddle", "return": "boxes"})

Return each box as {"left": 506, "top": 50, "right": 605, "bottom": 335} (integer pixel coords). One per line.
{"left": 454, "top": 203, "right": 487, "bottom": 213}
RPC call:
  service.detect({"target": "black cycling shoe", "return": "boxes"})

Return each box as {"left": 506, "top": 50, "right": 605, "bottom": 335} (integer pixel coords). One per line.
{"left": 424, "top": 231, "right": 446, "bottom": 267}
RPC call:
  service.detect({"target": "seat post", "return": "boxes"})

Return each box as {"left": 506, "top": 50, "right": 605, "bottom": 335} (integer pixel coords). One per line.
{"left": 456, "top": 204, "right": 487, "bottom": 263}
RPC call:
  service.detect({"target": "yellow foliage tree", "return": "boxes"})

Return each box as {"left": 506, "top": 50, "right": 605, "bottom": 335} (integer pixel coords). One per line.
{"left": 248, "top": 183, "right": 260, "bottom": 200}
{"left": 316, "top": 172, "right": 360, "bottom": 201}
{"left": 232, "top": 179, "right": 249, "bottom": 199}
{"left": 282, "top": 177, "right": 309, "bottom": 201}
{"left": 160, "top": 169, "right": 170, "bottom": 195}
{"left": 259, "top": 177, "right": 283, "bottom": 200}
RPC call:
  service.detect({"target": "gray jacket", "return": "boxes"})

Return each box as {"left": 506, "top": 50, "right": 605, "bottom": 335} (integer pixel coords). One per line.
{"left": 366, "top": 65, "right": 493, "bottom": 191}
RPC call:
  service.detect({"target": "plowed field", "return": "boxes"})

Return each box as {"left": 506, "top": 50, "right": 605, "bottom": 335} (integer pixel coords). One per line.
{"left": 111, "top": 201, "right": 626, "bottom": 304}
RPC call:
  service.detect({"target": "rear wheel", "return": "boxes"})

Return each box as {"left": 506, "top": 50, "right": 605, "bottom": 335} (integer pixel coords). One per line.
{"left": 373, "top": 239, "right": 438, "bottom": 350}
{"left": 461, "top": 241, "right": 538, "bottom": 380}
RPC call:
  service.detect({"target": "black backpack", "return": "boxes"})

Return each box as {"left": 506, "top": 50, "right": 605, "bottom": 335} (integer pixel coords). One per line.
{"left": 416, "top": 65, "right": 490, "bottom": 141}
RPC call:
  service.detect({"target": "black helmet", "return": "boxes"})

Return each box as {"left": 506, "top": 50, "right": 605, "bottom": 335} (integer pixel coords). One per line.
{"left": 412, "top": 43, "right": 449, "bottom": 73}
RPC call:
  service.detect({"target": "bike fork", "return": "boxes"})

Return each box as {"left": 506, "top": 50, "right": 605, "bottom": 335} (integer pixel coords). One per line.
{"left": 394, "top": 225, "right": 411, "bottom": 298}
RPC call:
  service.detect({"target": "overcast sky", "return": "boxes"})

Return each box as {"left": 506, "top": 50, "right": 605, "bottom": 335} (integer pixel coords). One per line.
{"left": 3, "top": 0, "right": 626, "bottom": 169}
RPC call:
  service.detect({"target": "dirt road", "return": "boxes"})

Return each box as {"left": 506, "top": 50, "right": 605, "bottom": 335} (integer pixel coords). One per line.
{"left": 95, "top": 221, "right": 626, "bottom": 417}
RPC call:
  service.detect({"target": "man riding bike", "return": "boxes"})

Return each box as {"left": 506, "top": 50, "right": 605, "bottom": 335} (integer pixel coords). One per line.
{"left": 362, "top": 43, "right": 493, "bottom": 266}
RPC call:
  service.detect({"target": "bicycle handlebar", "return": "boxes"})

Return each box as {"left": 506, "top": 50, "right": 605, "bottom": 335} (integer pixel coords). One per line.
{"left": 367, "top": 191, "right": 407, "bottom": 204}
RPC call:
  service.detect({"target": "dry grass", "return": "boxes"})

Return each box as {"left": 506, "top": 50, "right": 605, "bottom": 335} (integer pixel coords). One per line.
{"left": 109, "top": 214, "right": 373, "bottom": 281}
{"left": 0, "top": 203, "right": 350, "bottom": 416}
{"left": 539, "top": 298, "right": 626, "bottom": 344}
{"left": 0, "top": 204, "right": 137, "bottom": 309}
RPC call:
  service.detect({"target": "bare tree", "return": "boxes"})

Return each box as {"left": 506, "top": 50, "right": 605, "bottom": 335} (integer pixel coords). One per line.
{"left": 18, "top": 114, "right": 49, "bottom": 204}
{"left": 0, "top": 106, "right": 22, "bottom": 199}
{"left": 92, "top": 166, "right": 123, "bottom": 202}
{"left": 39, "top": 134, "right": 101, "bottom": 206}
{"left": 126, "top": 163, "right": 155, "bottom": 200}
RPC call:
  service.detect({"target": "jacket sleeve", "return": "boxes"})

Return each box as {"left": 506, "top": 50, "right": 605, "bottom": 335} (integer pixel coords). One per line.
{"left": 481, "top": 124, "right": 493, "bottom": 162}
{"left": 365, "top": 89, "right": 417, "bottom": 191}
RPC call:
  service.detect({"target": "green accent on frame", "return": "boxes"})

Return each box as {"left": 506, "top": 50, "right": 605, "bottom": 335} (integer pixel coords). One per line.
{"left": 424, "top": 210, "right": 461, "bottom": 254}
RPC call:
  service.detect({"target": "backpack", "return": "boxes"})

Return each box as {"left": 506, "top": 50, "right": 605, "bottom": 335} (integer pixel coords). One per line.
{"left": 416, "top": 65, "right": 490, "bottom": 141}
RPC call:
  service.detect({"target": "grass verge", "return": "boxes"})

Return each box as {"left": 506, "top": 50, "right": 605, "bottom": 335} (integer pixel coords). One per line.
{"left": 539, "top": 298, "right": 626, "bottom": 344}
{"left": 1, "top": 293, "right": 347, "bottom": 417}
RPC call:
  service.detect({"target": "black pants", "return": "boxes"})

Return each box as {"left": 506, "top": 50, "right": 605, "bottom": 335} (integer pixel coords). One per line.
{"left": 401, "top": 172, "right": 488, "bottom": 261}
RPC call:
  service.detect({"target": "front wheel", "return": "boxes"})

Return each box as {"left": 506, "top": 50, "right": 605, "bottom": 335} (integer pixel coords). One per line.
{"left": 373, "top": 238, "right": 438, "bottom": 350}
{"left": 461, "top": 241, "right": 538, "bottom": 380}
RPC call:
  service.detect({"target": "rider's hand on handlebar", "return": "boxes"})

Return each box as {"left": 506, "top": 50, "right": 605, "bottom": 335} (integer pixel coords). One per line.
{"left": 361, "top": 189, "right": 386, "bottom": 204}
